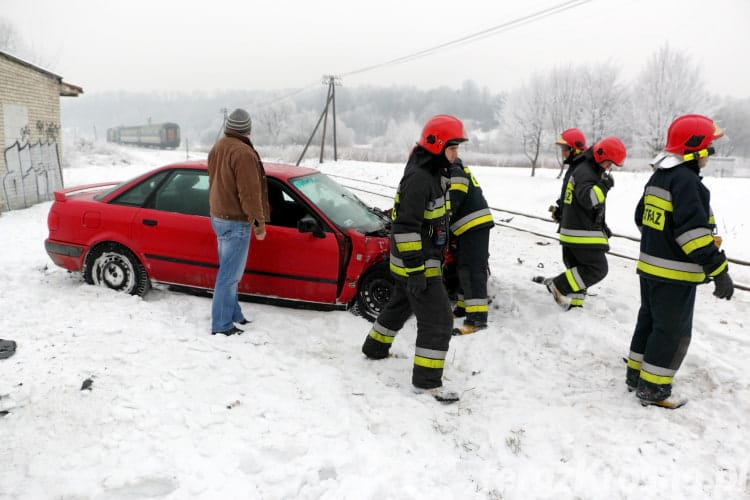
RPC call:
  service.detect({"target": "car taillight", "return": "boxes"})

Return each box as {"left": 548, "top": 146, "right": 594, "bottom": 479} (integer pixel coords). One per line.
{"left": 48, "top": 210, "right": 59, "bottom": 231}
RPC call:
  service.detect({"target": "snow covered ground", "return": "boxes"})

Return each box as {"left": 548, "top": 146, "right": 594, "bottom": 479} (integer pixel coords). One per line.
{"left": 1, "top": 142, "right": 748, "bottom": 499}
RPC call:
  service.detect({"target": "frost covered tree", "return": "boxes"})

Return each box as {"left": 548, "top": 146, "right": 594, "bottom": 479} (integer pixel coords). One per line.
{"left": 579, "top": 62, "right": 627, "bottom": 143}
{"left": 255, "top": 100, "right": 295, "bottom": 145}
{"left": 547, "top": 65, "right": 587, "bottom": 177}
{"left": 507, "top": 74, "right": 549, "bottom": 176}
{"left": 713, "top": 98, "right": 750, "bottom": 157}
{"left": 0, "top": 18, "right": 21, "bottom": 53}
{"left": 631, "top": 44, "right": 711, "bottom": 156}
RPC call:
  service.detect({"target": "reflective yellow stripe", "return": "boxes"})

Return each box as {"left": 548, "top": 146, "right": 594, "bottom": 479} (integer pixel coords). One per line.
{"left": 389, "top": 261, "right": 424, "bottom": 277}
{"left": 453, "top": 214, "right": 494, "bottom": 236}
{"left": 450, "top": 183, "right": 469, "bottom": 193}
{"left": 414, "top": 356, "right": 445, "bottom": 369}
{"left": 627, "top": 358, "right": 642, "bottom": 370}
{"left": 424, "top": 206, "right": 446, "bottom": 219}
{"left": 682, "top": 148, "right": 711, "bottom": 161}
{"left": 564, "top": 269, "right": 582, "bottom": 292}
{"left": 396, "top": 241, "right": 422, "bottom": 252}
{"left": 643, "top": 194, "right": 673, "bottom": 212}
{"left": 425, "top": 267, "right": 442, "bottom": 278}
{"left": 680, "top": 234, "right": 715, "bottom": 255}
{"left": 465, "top": 304, "right": 488, "bottom": 313}
{"left": 559, "top": 234, "right": 609, "bottom": 245}
{"left": 636, "top": 261, "right": 705, "bottom": 283}
{"left": 368, "top": 329, "right": 395, "bottom": 345}
{"left": 640, "top": 370, "right": 673, "bottom": 386}
{"left": 709, "top": 260, "right": 728, "bottom": 277}
{"left": 570, "top": 297, "right": 584, "bottom": 306}
{"left": 592, "top": 185, "right": 605, "bottom": 203}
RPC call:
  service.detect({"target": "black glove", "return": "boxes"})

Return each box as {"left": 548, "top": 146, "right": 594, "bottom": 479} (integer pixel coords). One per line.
{"left": 406, "top": 273, "right": 427, "bottom": 295}
{"left": 598, "top": 173, "right": 614, "bottom": 193}
{"left": 713, "top": 271, "right": 734, "bottom": 300}
{"left": 548, "top": 204, "right": 561, "bottom": 222}
{"left": 604, "top": 224, "right": 613, "bottom": 238}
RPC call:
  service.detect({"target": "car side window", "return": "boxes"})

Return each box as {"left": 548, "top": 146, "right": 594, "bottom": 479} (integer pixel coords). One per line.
{"left": 268, "top": 182, "right": 309, "bottom": 228}
{"left": 154, "top": 171, "right": 210, "bottom": 217}
{"left": 111, "top": 170, "right": 171, "bottom": 207}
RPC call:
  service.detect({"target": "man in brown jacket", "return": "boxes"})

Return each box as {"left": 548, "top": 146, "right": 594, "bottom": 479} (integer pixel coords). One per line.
{"left": 207, "top": 108, "right": 269, "bottom": 336}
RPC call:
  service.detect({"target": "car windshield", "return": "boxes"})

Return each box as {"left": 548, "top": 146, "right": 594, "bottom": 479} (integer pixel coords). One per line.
{"left": 291, "top": 173, "right": 387, "bottom": 234}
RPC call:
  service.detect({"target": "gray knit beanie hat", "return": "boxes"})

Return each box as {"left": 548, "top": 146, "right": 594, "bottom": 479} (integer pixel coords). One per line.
{"left": 225, "top": 108, "right": 252, "bottom": 135}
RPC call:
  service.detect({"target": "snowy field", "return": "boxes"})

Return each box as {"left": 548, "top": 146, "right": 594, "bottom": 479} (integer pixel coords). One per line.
{"left": 0, "top": 142, "right": 748, "bottom": 499}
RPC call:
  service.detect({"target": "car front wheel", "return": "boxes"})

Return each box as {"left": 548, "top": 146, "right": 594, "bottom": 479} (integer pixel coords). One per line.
{"left": 84, "top": 243, "right": 150, "bottom": 296}
{"left": 353, "top": 261, "right": 393, "bottom": 322}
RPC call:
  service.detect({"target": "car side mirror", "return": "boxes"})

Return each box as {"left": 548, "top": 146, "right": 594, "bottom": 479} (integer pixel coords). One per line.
{"left": 297, "top": 215, "right": 325, "bottom": 238}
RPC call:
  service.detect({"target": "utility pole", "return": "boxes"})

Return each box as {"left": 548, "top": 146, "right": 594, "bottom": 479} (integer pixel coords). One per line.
{"left": 215, "top": 108, "right": 228, "bottom": 144}
{"left": 297, "top": 75, "right": 340, "bottom": 166}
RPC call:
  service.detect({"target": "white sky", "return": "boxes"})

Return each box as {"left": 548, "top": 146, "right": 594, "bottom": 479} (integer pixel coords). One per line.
{"left": 3, "top": 0, "right": 750, "bottom": 97}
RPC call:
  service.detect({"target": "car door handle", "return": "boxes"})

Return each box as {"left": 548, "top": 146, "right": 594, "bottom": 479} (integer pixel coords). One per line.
{"left": 142, "top": 219, "right": 158, "bottom": 226}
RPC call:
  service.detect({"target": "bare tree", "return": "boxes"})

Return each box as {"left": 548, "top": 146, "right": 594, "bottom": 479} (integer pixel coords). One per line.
{"left": 579, "top": 62, "right": 626, "bottom": 144}
{"left": 547, "top": 65, "right": 587, "bottom": 177}
{"left": 632, "top": 44, "right": 711, "bottom": 156}
{"left": 713, "top": 98, "right": 750, "bottom": 157}
{"left": 508, "top": 74, "right": 549, "bottom": 176}
{"left": 255, "top": 100, "right": 294, "bottom": 145}
{"left": 0, "top": 17, "right": 22, "bottom": 53}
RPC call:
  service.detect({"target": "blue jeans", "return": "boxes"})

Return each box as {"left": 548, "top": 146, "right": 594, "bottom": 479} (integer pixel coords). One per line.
{"left": 210, "top": 217, "right": 251, "bottom": 332}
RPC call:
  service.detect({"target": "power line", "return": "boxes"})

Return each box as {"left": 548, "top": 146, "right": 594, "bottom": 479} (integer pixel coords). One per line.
{"left": 246, "top": 1, "right": 591, "bottom": 117}
{"left": 251, "top": 80, "right": 321, "bottom": 110}
{"left": 340, "top": 0, "right": 592, "bottom": 79}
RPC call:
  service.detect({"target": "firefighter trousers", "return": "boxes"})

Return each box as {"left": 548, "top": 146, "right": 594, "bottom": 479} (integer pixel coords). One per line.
{"left": 454, "top": 228, "right": 490, "bottom": 325}
{"left": 551, "top": 246, "right": 608, "bottom": 306}
{"left": 362, "top": 277, "right": 453, "bottom": 389}
{"left": 627, "top": 277, "right": 695, "bottom": 394}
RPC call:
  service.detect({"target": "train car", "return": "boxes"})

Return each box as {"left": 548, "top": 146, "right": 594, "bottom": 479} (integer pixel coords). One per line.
{"left": 106, "top": 122, "right": 181, "bottom": 149}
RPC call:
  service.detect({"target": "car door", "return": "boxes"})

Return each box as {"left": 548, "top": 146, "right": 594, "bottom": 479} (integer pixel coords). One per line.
{"left": 129, "top": 170, "right": 217, "bottom": 289}
{"left": 244, "top": 183, "right": 341, "bottom": 304}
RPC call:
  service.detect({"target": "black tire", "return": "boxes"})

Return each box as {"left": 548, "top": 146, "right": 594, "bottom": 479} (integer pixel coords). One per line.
{"left": 83, "top": 243, "right": 150, "bottom": 296}
{"left": 353, "top": 261, "right": 393, "bottom": 322}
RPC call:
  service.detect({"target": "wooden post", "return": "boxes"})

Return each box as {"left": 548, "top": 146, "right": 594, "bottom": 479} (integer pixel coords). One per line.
{"left": 297, "top": 75, "right": 340, "bottom": 166}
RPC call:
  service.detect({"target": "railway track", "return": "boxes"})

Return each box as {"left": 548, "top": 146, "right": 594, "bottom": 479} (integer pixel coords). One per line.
{"left": 330, "top": 173, "right": 750, "bottom": 293}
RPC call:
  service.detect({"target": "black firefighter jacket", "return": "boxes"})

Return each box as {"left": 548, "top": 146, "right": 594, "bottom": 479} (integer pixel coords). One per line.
{"left": 389, "top": 146, "right": 451, "bottom": 282}
{"left": 447, "top": 158, "right": 494, "bottom": 236}
{"left": 634, "top": 161, "right": 728, "bottom": 285}
{"left": 559, "top": 148, "right": 612, "bottom": 251}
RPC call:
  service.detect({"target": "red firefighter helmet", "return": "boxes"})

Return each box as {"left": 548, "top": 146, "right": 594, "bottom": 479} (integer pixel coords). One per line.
{"left": 664, "top": 114, "right": 724, "bottom": 155}
{"left": 417, "top": 115, "right": 468, "bottom": 154}
{"left": 554, "top": 128, "right": 587, "bottom": 153}
{"left": 592, "top": 137, "right": 627, "bottom": 167}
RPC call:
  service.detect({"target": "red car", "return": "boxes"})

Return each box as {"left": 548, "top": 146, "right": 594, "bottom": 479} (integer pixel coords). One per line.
{"left": 45, "top": 161, "right": 393, "bottom": 321}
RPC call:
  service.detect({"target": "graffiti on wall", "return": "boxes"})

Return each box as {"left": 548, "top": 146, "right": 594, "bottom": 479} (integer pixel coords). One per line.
{"left": 3, "top": 139, "right": 63, "bottom": 211}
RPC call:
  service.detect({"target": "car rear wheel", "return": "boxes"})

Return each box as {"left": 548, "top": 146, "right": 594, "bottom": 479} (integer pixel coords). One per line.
{"left": 353, "top": 261, "right": 393, "bottom": 322}
{"left": 84, "top": 243, "right": 150, "bottom": 296}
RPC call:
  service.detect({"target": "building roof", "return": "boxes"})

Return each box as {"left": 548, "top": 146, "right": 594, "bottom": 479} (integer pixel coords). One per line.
{"left": 0, "top": 50, "right": 84, "bottom": 97}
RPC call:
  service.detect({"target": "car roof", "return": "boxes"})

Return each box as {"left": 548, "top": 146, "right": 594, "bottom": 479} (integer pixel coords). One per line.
{"left": 159, "top": 160, "right": 319, "bottom": 182}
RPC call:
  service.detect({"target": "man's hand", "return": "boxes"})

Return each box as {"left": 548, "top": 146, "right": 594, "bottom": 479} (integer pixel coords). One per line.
{"left": 254, "top": 224, "right": 267, "bottom": 241}
{"left": 548, "top": 204, "right": 561, "bottom": 222}
{"left": 713, "top": 271, "right": 734, "bottom": 300}
{"left": 598, "top": 173, "right": 615, "bottom": 192}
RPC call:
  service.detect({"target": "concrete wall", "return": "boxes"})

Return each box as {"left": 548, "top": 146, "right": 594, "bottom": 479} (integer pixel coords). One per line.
{"left": 0, "top": 53, "right": 65, "bottom": 212}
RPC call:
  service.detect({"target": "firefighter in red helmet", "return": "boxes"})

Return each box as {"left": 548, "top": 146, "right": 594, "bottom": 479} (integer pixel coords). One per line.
{"left": 542, "top": 136, "right": 626, "bottom": 310}
{"left": 447, "top": 155, "right": 494, "bottom": 336}
{"left": 626, "top": 114, "right": 733, "bottom": 408}
{"left": 549, "top": 128, "right": 587, "bottom": 225}
{"left": 362, "top": 114, "right": 466, "bottom": 403}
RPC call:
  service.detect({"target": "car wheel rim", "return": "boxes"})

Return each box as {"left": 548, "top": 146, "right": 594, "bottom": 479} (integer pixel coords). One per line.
{"left": 362, "top": 277, "right": 391, "bottom": 315}
{"left": 92, "top": 252, "right": 135, "bottom": 293}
